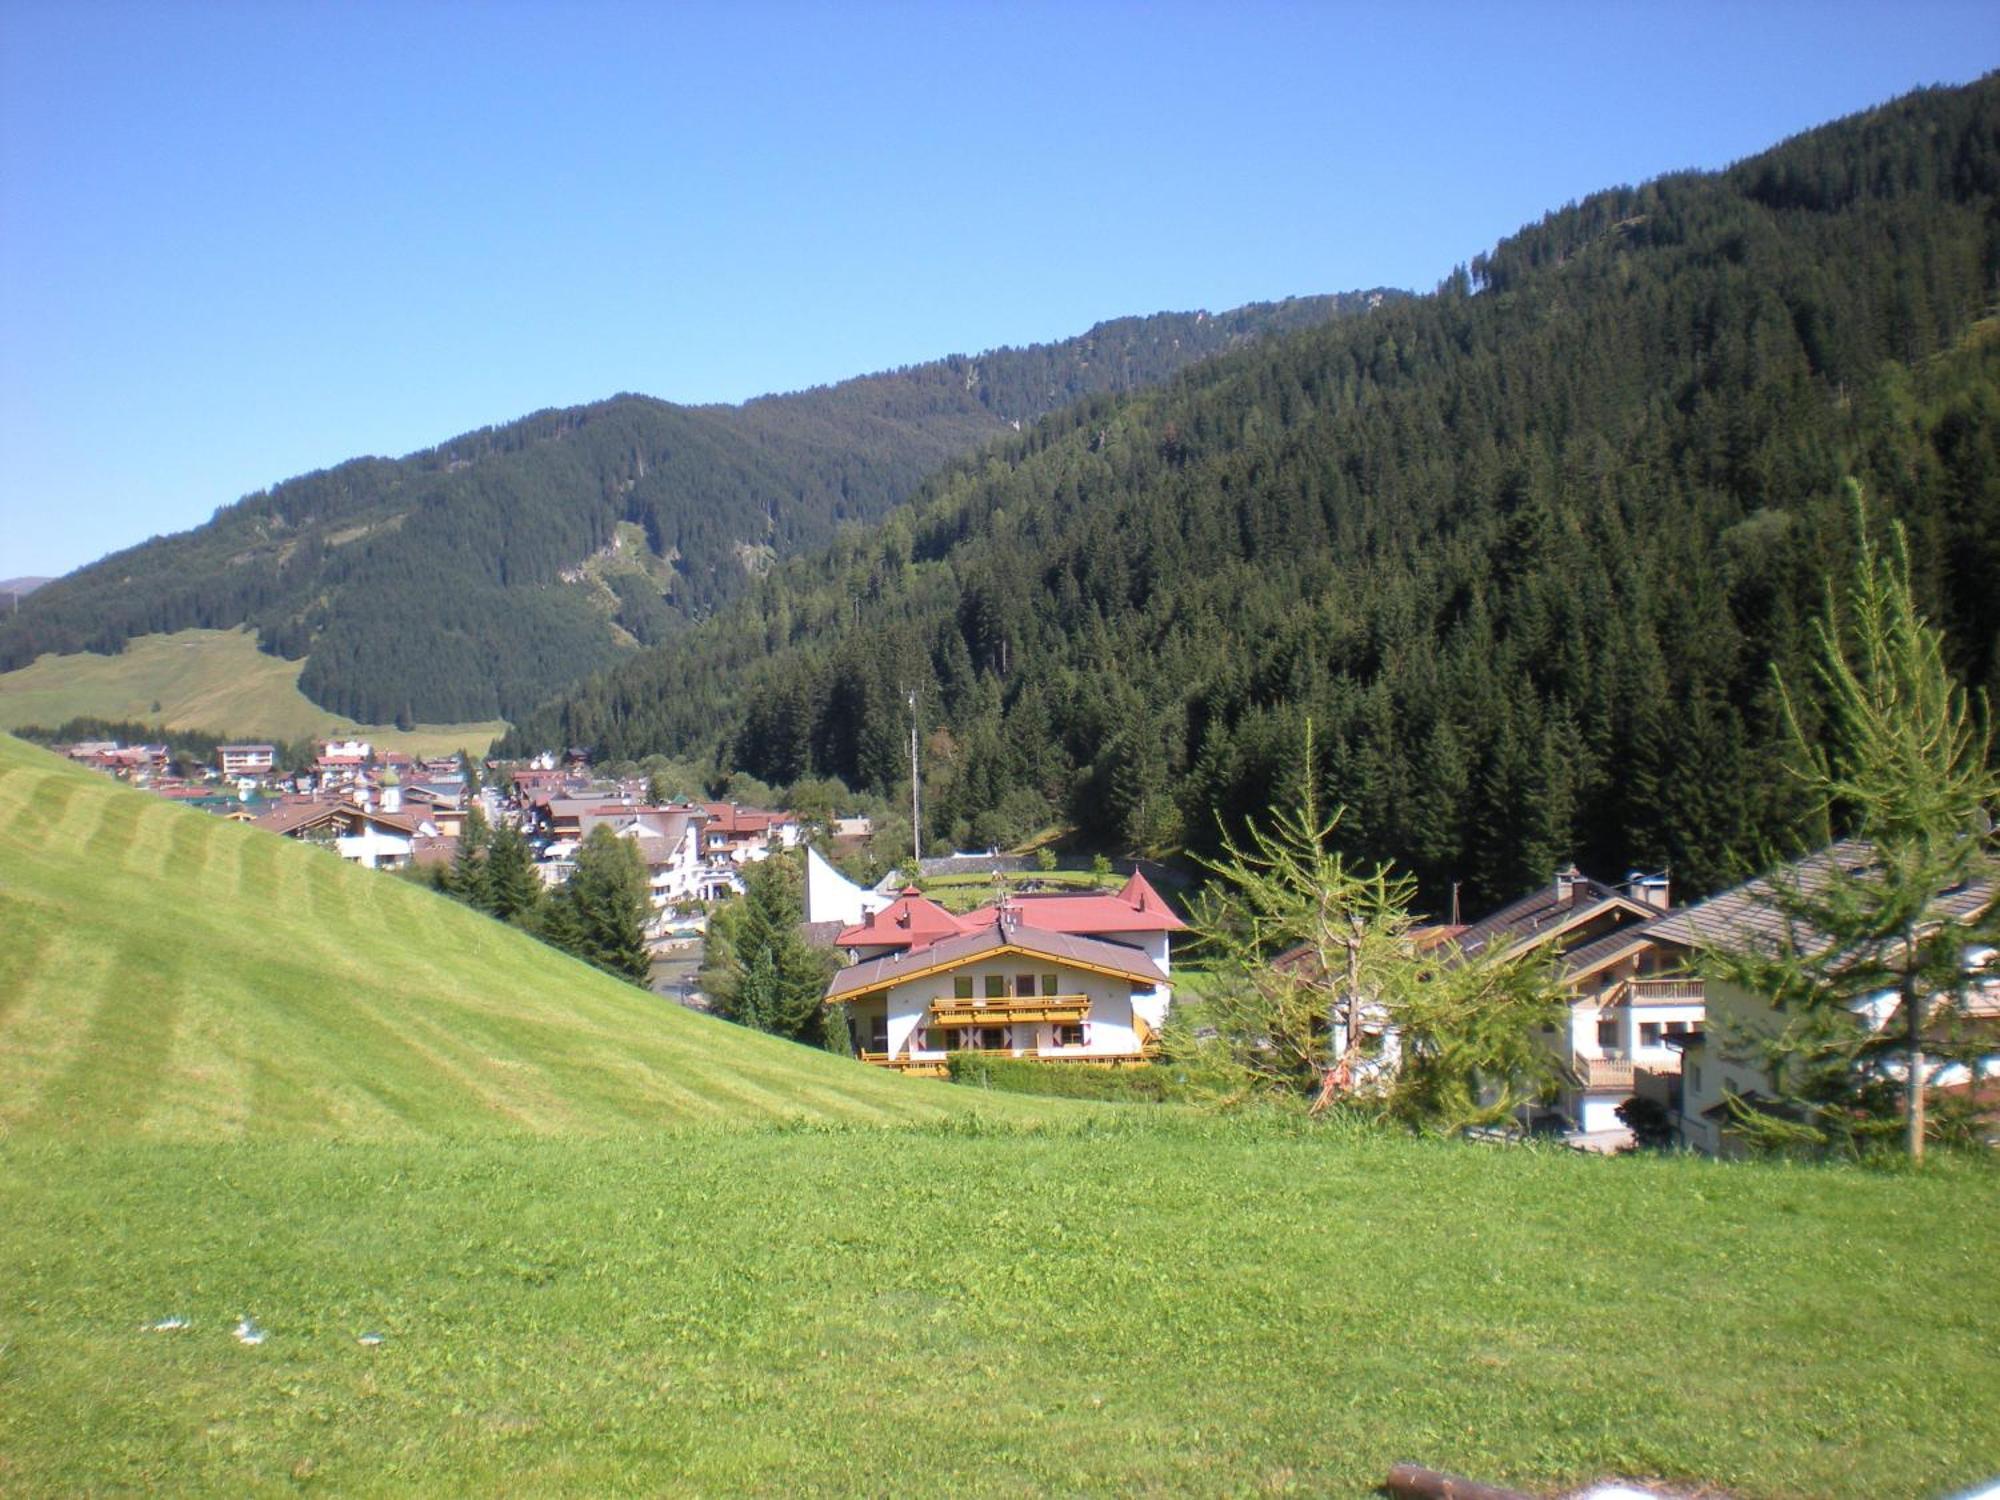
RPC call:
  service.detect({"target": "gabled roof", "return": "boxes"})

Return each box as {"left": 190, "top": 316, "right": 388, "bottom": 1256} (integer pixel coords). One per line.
{"left": 826, "top": 917, "right": 1168, "bottom": 1003}
{"left": 1453, "top": 871, "right": 1659, "bottom": 962}
{"left": 835, "top": 887, "right": 970, "bottom": 951}
{"left": 703, "top": 802, "right": 793, "bottom": 835}
{"left": 1646, "top": 839, "right": 1995, "bottom": 956}
{"left": 1556, "top": 922, "right": 1677, "bottom": 986}
{"left": 251, "top": 799, "right": 431, "bottom": 838}
{"left": 959, "top": 879, "right": 1187, "bottom": 938}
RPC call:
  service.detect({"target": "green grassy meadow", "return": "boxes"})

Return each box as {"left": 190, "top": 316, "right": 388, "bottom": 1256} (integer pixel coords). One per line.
{"left": 0, "top": 627, "right": 506, "bottom": 754}
{"left": 4, "top": 1127, "right": 1996, "bottom": 1497}
{"left": 0, "top": 734, "right": 1043, "bottom": 1137}
{"left": 3, "top": 734, "right": 1998, "bottom": 1496}
{"left": 917, "top": 868, "right": 1129, "bottom": 915}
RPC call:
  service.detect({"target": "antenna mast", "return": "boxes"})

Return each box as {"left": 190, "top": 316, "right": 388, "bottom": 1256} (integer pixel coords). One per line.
{"left": 907, "top": 688, "right": 922, "bottom": 872}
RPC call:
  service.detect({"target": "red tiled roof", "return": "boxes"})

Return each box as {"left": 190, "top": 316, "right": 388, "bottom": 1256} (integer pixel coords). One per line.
{"left": 702, "top": 802, "right": 793, "bottom": 835}
{"left": 959, "top": 886, "right": 1186, "bottom": 937}
{"left": 834, "top": 888, "right": 971, "bottom": 951}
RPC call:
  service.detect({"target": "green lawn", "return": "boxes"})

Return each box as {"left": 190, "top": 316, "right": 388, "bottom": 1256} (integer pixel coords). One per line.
{"left": 2, "top": 1124, "right": 1994, "bottom": 1497}
{"left": 918, "top": 869, "right": 1129, "bottom": 914}
{"left": 4, "top": 733, "right": 1997, "bottom": 1496}
{"left": 0, "top": 627, "right": 506, "bottom": 754}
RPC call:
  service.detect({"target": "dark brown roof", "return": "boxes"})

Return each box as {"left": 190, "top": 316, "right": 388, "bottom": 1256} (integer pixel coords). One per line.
{"left": 251, "top": 799, "right": 431, "bottom": 838}
{"left": 800, "top": 920, "right": 847, "bottom": 950}
{"left": 1454, "top": 874, "right": 1656, "bottom": 960}
{"left": 1555, "top": 922, "right": 1677, "bottom": 983}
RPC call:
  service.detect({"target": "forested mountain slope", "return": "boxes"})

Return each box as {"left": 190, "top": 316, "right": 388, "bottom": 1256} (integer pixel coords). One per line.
{"left": 0, "top": 296, "right": 1386, "bottom": 724}
{"left": 510, "top": 78, "right": 2000, "bottom": 911}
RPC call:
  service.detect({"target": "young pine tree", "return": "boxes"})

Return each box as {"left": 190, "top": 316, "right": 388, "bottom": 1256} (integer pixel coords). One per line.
{"left": 702, "top": 853, "right": 839, "bottom": 1046}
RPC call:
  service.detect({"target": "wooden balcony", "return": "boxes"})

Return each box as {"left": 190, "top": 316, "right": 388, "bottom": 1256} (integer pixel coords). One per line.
{"left": 857, "top": 1046, "right": 1151, "bottom": 1073}
{"left": 929, "top": 994, "right": 1090, "bottom": 1026}
{"left": 859, "top": 1050, "right": 947, "bottom": 1077}
{"left": 1570, "top": 1053, "right": 1636, "bottom": 1092}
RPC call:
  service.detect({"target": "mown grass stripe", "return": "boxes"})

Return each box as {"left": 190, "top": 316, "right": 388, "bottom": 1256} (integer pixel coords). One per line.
{"left": 35, "top": 931, "right": 189, "bottom": 1132}
{"left": 75, "top": 776, "right": 126, "bottom": 863}
{"left": 0, "top": 733, "right": 1058, "bottom": 1138}
{"left": 0, "top": 921, "right": 119, "bottom": 1134}
{"left": 0, "top": 770, "right": 73, "bottom": 848}
{"left": 0, "top": 903, "right": 53, "bottom": 1031}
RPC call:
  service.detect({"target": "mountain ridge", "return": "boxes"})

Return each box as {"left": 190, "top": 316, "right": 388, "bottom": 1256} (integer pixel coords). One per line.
{"left": 0, "top": 294, "right": 1395, "bottom": 726}
{"left": 506, "top": 77, "right": 2000, "bottom": 911}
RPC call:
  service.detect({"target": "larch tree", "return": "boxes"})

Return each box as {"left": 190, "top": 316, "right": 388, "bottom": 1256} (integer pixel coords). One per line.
{"left": 1191, "top": 723, "right": 1567, "bottom": 1129}
{"left": 1703, "top": 487, "right": 1999, "bottom": 1160}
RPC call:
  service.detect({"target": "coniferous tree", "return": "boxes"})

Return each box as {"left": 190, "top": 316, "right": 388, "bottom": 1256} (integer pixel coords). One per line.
{"left": 485, "top": 823, "right": 544, "bottom": 925}
{"left": 702, "top": 852, "right": 839, "bottom": 1045}
{"left": 446, "top": 806, "right": 492, "bottom": 910}
{"left": 544, "top": 827, "right": 651, "bottom": 983}
{"left": 1703, "top": 491, "right": 2000, "bottom": 1159}
{"left": 1191, "top": 726, "right": 1568, "bottom": 1128}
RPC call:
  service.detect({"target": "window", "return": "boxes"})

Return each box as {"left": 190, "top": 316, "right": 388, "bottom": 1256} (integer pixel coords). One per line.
{"left": 1597, "top": 1018, "right": 1618, "bottom": 1049}
{"left": 1016, "top": 974, "right": 1037, "bottom": 997}
{"left": 1053, "top": 1023, "right": 1086, "bottom": 1048}
{"left": 1042, "top": 973, "right": 1061, "bottom": 997}
{"left": 868, "top": 1016, "right": 888, "bottom": 1052}
{"left": 984, "top": 975, "right": 1006, "bottom": 1000}
{"left": 1665, "top": 1020, "right": 1688, "bottom": 1036}
{"left": 953, "top": 976, "right": 974, "bottom": 1000}
{"left": 1639, "top": 1022, "right": 1663, "bottom": 1047}
{"left": 1692, "top": 1065, "right": 1703, "bottom": 1093}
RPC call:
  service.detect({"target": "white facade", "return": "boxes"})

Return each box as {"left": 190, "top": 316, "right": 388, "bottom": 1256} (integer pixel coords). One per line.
{"left": 842, "top": 952, "right": 1166, "bottom": 1065}
{"left": 333, "top": 825, "right": 415, "bottom": 870}
{"left": 804, "top": 845, "right": 893, "bottom": 927}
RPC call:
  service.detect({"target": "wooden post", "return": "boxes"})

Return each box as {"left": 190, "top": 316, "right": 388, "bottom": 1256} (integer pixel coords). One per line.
{"left": 1383, "top": 1463, "right": 1535, "bottom": 1500}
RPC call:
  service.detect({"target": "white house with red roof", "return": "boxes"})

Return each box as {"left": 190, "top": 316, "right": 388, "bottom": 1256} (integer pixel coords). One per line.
{"left": 701, "top": 802, "right": 802, "bottom": 864}
{"left": 823, "top": 873, "right": 1186, "bottom": 1074}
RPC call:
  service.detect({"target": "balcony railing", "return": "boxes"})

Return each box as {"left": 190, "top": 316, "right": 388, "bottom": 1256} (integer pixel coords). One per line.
{"left": 1570, "top": 1053, "right": 1636, "bottom": 1091}
{"left": 1628, "top": 977, "right": 1705, "bottom": 1004}
{"left": 929, "top": 994, "right": 1090, "bottom": 1026}
{"left": 857, "top": 1045, "right": 1152, "bottom": 1072}
{"left": 860, "top": 1050, "right": 947, "bottom": 1077}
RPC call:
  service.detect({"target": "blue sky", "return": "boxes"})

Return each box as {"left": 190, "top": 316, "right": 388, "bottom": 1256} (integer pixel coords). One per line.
{"left": 2, "top": 1, "right": 1994, "bottom": 579}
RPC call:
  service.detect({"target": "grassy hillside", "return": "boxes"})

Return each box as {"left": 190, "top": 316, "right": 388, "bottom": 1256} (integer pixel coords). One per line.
{"left": 0, "top": 628, "right": 506, "bottom": 755}
{"left": 0, "top": 733, "right": 1045, "bottom": 1137}
{"left": 2, "top": 1127, "right": 1995, "bottom": 1496}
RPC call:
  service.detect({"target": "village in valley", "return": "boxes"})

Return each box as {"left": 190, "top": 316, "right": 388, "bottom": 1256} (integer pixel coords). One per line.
{"left": 54, "top": 727, "right": 2000, "bottom": 1159}
{"left": 10, "top": 28, "right": 2000, "bottom": 1492}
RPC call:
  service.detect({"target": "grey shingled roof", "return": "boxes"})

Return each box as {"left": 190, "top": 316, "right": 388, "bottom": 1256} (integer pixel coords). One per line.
{"left": 1646, "top": 838, "right": 1994, "bottom": 956}
{"left": 1452, "top": 876, "right": 1655, "bottom": 960}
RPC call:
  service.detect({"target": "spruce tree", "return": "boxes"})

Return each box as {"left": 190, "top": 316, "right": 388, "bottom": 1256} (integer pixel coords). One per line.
{"left": 702, "top": 853, "right": 838, "bottom": 1045}
{"left": 485, "top": 824, "right": 543, "bottom": 925}
{"left": 546, "top": 828, "right": 651, "bottom": 983}
{"left": 445, "top": 806, "right": 491, "bottom": 911}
